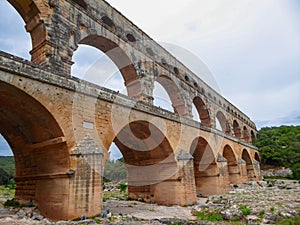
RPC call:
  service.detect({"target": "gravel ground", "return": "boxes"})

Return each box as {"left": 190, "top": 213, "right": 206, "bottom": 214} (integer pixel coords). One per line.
{"left": 0, "top": 179, "right": 299, "bottom": 224}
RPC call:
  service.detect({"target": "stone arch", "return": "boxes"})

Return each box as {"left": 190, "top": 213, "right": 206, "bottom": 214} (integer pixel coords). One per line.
{"left": 111, "top": 120, "right": 178, "bottom": 205}
{"left": 190, "top": 137, "right": 219, "bottom": 196}
{"left": 156, "top": 75, "right": 187, "bottom": 116}
{"left": 243, "top": 126, "right": 250, "bottom": 143}
{"left": 7, "top": 0, "right": 49, "bottom": 64}
{"left": 216, "top": 111, "right": 230, "bottom": 134}
{"left": 0, "top": 81, "right": 70, "bottom": 219}
{"left": 233, "top": 120, "right": 242, "bottom": 139}
{"left": 76, "top": 35, "right": 142, "bottom": 98}
{"left": 242, "top": 149, "right": 255, "bottom": 180}
{"left": 193, "top": 97, "right": 211, "bottom": 125}
{"left": 223, "top": 145, "right": 239, "bottom": 184}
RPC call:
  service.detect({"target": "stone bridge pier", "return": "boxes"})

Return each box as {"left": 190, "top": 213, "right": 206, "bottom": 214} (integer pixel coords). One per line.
{"left": 1, "top": 0, "right": 262, "bottom": 221}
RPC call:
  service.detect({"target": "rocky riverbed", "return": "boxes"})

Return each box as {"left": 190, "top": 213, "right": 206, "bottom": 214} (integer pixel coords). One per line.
{"left": 0, "top": 179, "right": 299, "bottom": 224}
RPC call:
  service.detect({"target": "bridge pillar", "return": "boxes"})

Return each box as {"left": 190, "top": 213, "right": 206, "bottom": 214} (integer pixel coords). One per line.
{"left": 194, "top": 161, "right": 231, "bottom": 197}
{"left": 238, "top": 158, "right": 248, "bottom": 184}
{"left": 68, "top": 135, "right": 104, "bottom": 220}
{"left": 127, "top": 150, "right": 197, "bottom": 206}
{"left": 253, "top": 160, "right": 262, "bottom": 180}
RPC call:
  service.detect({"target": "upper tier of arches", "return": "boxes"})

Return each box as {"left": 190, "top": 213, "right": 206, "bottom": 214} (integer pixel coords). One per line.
{"left": 3, "top": 0, "right": 257, "bottom": 143}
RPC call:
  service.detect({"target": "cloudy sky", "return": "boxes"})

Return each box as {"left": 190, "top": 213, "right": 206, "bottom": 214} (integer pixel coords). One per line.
{"left": 0, "top": 0, "right": 299, "bottom": 156}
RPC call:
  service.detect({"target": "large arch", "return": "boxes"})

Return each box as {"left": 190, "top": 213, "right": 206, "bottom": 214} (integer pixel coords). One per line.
{"left": 156, "top": 75, "right": 187, "bottom": 115}
{"left": 223, "top": 145, "right": 239, "bottom": 184}
{"left": 193, "top": 97, "right": 211, "bottom": 125}
{"left": 242, "top": 149, "right": 255, "bottom": 180}
{"left": 0, "top": 81, "right": 70, "bottom": 219}
{"left": 111, "top": 120, "right": 178, "bottom": 205}
{"left": 7, "top": 0, "right": 49, "bottom": 65}
{"left": 190, "top": 137, "right": 220, "bottom": 196}
{"left": 0, "top": 1, "right": 31, "bottom": 59}
{"left": 216, "top": 111, "right": 230, "bottom": 134}
{"left": 77, "top": 35, "right": 142, "bottom": 98}
{"left": 233, "top": 120, "right": 242, "bottom": 139}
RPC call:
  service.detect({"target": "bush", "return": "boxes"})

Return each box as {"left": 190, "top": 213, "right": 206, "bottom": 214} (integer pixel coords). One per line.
{"left": 118, "top": 181, "right": 127, "bottom": 193}
{"left": 259, "top": 210, "right": 265, "bottom": 219}
{"left": 239, "top": 205, "right": 251, "bottom": 216}
{"left": 4, "top": 198, "right": 20, "bottom": 207}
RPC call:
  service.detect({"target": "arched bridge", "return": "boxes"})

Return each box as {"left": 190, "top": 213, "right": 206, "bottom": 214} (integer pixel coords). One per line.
{"left": 1, "top": 0, "right": 261, "bottom": 220}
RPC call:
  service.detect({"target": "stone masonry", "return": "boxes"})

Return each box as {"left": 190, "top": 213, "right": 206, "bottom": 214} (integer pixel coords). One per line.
{"left": 0, "top": 0, "right": 261, "bottom": 221}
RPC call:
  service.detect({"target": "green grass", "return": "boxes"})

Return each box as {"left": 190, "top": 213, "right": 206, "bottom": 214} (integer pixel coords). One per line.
{"left": 258, "top": 210, "right": 265, "bottom": 219}
{"left": 279, "top": 216, "right": 300, "bottom": 225}
{"left": 0, "top": 185, "right": 15, "bottom": 200}
{"left": 193, "top": 211, "right": 223, "bottom": 222}
{"left": 239, "top": 205, "right": 251, "bottom": 216}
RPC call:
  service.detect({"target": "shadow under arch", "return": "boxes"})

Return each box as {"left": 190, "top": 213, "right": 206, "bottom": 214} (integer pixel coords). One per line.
{"left": 254, "top": 152, "right": 261, "bottom": 163}
{"left": 190, "top": 137, "right": 220, "bottom": 196}
{"left": 77, "top": 35, "right": 142, "bottom": 98}
{"left": 233, "top": 120, "right": 242, "bottom": 139}
{"left": 156, "top": 75, "right": 187, "bottom": 116}
{"left": 243, "top": 126, "right": 250, "bottom": 143}
{"left": 222, "top": 145, "right": 239, "bottom": 184}
{"left": 242, "top": 149, "right": 255, "bottom": 180}
{"left": 250, "top": 130, "right": 256, "bottom": 143}
{"left": 0, "top": 81, "right": 70, "bottom": 219}
{"left": 216, "top": 111, "right": 230, "bottom": 134}
{"left": 193, "top": 96, "right": 211, "bottom": 125}
{"left": 110, "top": 120, "right": 178, "bottom": 205}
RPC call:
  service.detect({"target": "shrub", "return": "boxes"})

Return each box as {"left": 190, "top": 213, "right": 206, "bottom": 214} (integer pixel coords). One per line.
{"left": 259, "top": 210, "right": 265, "bottom": 219}
{"left": 118, "top": 181, "right": 127, "bottom": 193}
{"left": 270, "top": 206, "right": 275, "bottom": 213}
{"left": 239, "top": 205, "right": 251, "bottom": 216}
{"left": 4, "top": 198, "right": 20, "bottom": 207}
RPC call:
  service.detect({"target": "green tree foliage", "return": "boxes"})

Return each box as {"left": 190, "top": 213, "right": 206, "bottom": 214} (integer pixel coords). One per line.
{"left": 253, "top": 125, "right": 300, "bottom": 179}
{"left": 103, "top": 158, "right": 127, "bottom": 182}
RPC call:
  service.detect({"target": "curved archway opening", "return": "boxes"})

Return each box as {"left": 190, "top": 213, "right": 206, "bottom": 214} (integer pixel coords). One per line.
{"left": 0, "top": 81, "right": 69, "bottom": 219}
{"left": 192, "top": 104, "right": 200, "bottom": 122}
{"left": 190, "top": 137, "right": 219, "bottom": 196}
{"left": 233, "top": 120, "right": 242, "bottom": 139}
{"left": 104, "top": 120, "right": 178, "bottom": 205}
{"left": 242, "top": 149, "right": 255, "bottom": 180}
{"left": 153, "top": 81, "right": 174, "bottom": 112}
{"left": 254, "top": 152, "right": 261, "bottom": 163}
{"left": 243, "top": 126, "right": 250, "bottom": 143}
{"left": 192, "top": 97, "right": 211, "bottom": 125}
{"left": 223, "top": 145, "right": 239, "bottom": 184}
{"left": 216, "top": 111, "right": 230, "bottom": 134}
{"left": 250, "top": 130, "right": 256, "bottom": 143}
{"left": 156, "top": 75, "right": 187, "bottom": 115}
{"left": 0, "top": 1, "right": 31, "bottom": 59}
{"left": 72, "top": 35, "right": 141, "bottom": 98}
{"left": 0, "top": 134, "right": 14, "bottom": 187}
{"left": 72, "top": 44, "right": 128, "bottom": 95}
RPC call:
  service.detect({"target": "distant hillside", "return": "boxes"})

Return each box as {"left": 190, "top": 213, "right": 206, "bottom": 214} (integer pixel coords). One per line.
{"left": 253, "top": 125, "right": 300, "bottom": 179}
{"left": 0, "top": 156, "right": 15, "bottom": 185}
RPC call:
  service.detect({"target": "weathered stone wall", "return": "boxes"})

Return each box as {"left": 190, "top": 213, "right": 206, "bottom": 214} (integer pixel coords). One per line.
{"left": 0, "top": 51, "right": 261, "bottom": 220}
